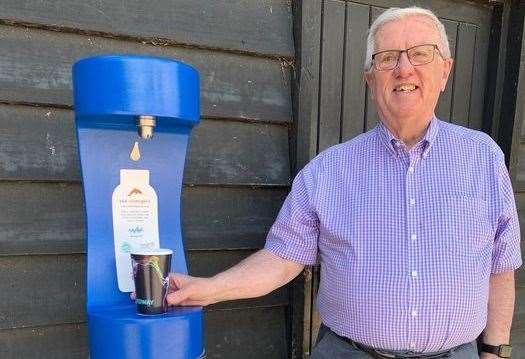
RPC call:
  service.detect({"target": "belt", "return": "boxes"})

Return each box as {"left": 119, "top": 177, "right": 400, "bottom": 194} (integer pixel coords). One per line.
{"left": 328, "top": 329, "right": 456, "bottom": 359}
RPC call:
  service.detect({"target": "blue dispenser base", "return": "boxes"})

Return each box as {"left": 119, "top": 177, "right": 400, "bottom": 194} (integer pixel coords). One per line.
{"left": 88, "top": 305, "right": 204, "bottom": 359}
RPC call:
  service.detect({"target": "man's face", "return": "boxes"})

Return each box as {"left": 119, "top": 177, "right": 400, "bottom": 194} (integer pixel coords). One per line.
{"left": 365, "top": 16, "right": 453, "bottom": 123}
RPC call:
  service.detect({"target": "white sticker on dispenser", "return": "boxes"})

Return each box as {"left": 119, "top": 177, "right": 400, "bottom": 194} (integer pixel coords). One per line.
{"left": 112, "top": 169, "right": 160, "bottom": 292}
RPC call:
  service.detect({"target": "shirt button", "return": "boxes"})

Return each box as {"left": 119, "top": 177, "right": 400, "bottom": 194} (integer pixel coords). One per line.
{"left": 408, "top": 166, "right": 414, "bottom": 173}
{"left": 409, "top": 198, "right": 415, "bottom": 205}
{"left": 411, "top": 234, "right": 417, "bottom": 240}
{"left": 411, "top": 310, "right": 418, "bottom": 317}
{"left": 411, "top": 271, "right": 418, "bottom": 278}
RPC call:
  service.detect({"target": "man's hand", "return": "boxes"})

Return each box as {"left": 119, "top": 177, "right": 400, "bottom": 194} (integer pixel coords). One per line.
{"left": 166, "top": 273, "right": 217, "bottom": 306}
{"left": 129, "top": 273, "right": 217, "bottom": 306}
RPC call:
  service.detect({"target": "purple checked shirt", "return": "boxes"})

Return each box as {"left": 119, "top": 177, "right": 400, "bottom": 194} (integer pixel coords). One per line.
{"left": 265, "top": 118, "right": 522, "bottom": 352}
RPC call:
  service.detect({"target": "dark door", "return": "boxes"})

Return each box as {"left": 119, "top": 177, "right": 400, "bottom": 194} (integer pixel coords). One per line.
{"left": 293, "top": 0, "right": 504, "bottom": 355}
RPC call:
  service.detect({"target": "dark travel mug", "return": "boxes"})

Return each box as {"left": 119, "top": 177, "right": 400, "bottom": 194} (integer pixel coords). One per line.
{"left": 131, "top": 248, "right": 172, "bottom": 315}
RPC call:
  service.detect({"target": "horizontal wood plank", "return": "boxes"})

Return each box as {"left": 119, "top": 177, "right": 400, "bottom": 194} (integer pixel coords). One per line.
{"left": 0, "top": 182, "right": 85, "bottom": 255}
{"left": 0, "top": 323, "right": 88, "bottom": 359}
{"left": 0, "top": 104, "right": 290, "bottom": 184}
{"left": 0, "top": 25, "right": 291, "bottom": 122}
{"left": 188, "top": 250, "right": 289, "bottom": 311}
{"left": 186, "top": 120, "right": 290, "bottom": 186}
{"left": 0, "top": 182, "right": 287, "bottom": 255}
{"left": 205, "top": 306, "right": 288, "bottom": 358}
{"left": 0, "top": 255, "right": 86, "bottom": 330}
{"left": 182, "top": 186, "right": 287, "bottom": 251}
{"left": 0, "top": 252, "right": 289, "bottom": 329}
{"left": 0, "top": 0, "right": 294, "bottom": 57}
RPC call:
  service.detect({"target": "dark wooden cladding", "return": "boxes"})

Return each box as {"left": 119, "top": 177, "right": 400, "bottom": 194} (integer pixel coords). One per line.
{"left": 182, "top": 186, "right": 287, "bottom": 251}
{"left": 0, "top": 25, "right": 291, "bottom": 123}
{"left": 0, "top": 253, "right": 288, "bottom": 330}
{"left": 205, "top": 306, "right": 288, "bottom": 359}
{"left": 364, "top": 6, "right": 383, "bottom": 131}
{"left": 294, "top": 0, "right": 322, "bottom": 171}
{"left": 0, "top": 104, "right": 290, "bottom": 185}
{"left": 435, "top": 19, "right": 458, "bottom": 122}
{"left": 346, "top": 0, "right": 493, "bottom": 24}
{"left": 511, "top": 32, "right": 525, "bottom": 191}
{"left": 188, "top": 250, "right": 289, "bottom": 311}
{"left": 451, "top": 23, "right": 477, "bottom": 127}
{"left": 186, "top": 120, "right": 290, "bottom": 186}
{"left": 469, "top": 23, "right": 490, "bottom": 130}
{"left": 0, "top": 0, "right": 294, "bottom": 58}
{"left": 318, "top": 0, "right": 346, "bottom": 152}
{"left": 0, "top": 255, "right": 86, "bottom": 330}
{"left": 0, "top": 0, "right": 296, "bottom": 357}
{"left": 516, "top": 142, "right": 525, "bottom": 192}
{"left": 0, "top": 182, "right": 84, "bottom": 255}
{"left": 0, "top": 323, "right": 88, "bottom": 359}
{"left": 187, "top": 249, "right": 255, "bottom": 278}
{"left": 330, "top": 1, "right": 491, "bottom": 135}
{"left": 341, "top": 2, "right": 369, "bottom": 142}
{"left": 0, "top": 182, "right": 287, "bottom": 255}
{"left": 0, "top": 105, "right": 79, "bottom": 182}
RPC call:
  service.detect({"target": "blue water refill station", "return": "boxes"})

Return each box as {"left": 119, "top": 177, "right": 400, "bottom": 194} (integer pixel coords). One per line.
{"left": 72, "top": 55, "right": 204, "bottom": 358}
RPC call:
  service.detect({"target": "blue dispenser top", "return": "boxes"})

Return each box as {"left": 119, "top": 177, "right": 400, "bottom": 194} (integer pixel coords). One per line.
{"left": 73, "top": 55, "right": 199, "bottom": 126}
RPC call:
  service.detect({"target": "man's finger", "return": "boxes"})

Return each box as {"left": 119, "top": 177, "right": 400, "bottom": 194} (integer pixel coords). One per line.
{"left": 130, "top": 291, "right": 136, "bottom": 300}
{"left": 166, "top": 288, "right": 189, "bottom": 305}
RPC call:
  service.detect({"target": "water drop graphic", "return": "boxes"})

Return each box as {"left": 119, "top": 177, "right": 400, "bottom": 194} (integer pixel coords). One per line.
{"left": 130, "top": 141, "right": 141, "bottom": 161}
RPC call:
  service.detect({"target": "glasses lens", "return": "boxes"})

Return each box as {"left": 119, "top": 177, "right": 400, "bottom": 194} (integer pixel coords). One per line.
{"left": 374, "top": 51, "right": 399, "bottom": 70}
{"left": 407, "top": 45, "right": 435, "bottom": 65}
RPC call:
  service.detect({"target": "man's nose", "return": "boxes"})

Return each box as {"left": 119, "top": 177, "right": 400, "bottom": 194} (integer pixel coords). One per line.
{"left": 394, "top": 52, "right": 414, "bottom": 76}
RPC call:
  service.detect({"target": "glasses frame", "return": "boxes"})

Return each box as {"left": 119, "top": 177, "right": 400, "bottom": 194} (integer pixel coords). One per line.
{"left": 371, "top": 44, "right": 444, "bottom": 71}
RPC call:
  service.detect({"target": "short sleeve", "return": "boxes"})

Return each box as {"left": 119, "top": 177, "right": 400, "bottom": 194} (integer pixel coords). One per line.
{"left": 264, "top": 164, "right": 319, "bottom": 265}
{"left": 491, "top": 155, "right": 522, "bottom": 273}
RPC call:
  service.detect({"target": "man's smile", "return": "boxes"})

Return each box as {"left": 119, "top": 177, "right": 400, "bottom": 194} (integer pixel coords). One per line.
{"left": 393, "top": 83, "right": 419, "bottom": 92}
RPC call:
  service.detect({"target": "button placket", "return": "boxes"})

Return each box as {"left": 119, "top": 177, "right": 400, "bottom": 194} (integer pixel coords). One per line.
{"left": 406, "top": 153, "right": 419, "bottom": 348}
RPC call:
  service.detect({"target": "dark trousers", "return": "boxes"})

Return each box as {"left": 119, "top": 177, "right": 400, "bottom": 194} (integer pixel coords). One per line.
{"left": 311, "top": 325, "right": 480, "bottom": 359}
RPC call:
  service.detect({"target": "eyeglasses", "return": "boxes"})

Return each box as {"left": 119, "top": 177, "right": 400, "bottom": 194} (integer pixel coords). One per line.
{"left": 371, "top": 44, "right": 444, "bottom": 71}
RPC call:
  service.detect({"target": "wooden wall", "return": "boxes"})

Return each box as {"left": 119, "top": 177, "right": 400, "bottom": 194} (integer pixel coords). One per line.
{"left": 0, "top": 1, "right": 295, "bottom": 358}
{"left": 506, "top": 2, "right": 525, "bottom": 357}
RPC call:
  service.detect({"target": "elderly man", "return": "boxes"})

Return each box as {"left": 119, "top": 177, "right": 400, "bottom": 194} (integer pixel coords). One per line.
{"left": 165, "top": 7, "right": 521, "bottom": 359}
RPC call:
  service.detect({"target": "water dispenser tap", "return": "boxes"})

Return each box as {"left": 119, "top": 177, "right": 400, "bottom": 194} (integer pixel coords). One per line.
{"left": 137, "top": 115, "right": 156, "bottom": 139}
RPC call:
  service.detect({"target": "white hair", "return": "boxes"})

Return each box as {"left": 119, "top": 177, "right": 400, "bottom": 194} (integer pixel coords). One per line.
{"left": 364, "top": 6, "right": 451, "bottom": 70}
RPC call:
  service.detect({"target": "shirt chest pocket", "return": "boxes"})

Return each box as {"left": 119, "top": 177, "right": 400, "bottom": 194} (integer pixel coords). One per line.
{"left": 424, "top": 195, "right": 493, "bottom": 257}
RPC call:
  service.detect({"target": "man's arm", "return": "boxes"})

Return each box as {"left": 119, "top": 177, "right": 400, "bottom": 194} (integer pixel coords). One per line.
{"left": 481, "top": 271, "right": 516, "bottom": 358}
{"left": 166, "top": 249, "right": 305, "bottom": 306}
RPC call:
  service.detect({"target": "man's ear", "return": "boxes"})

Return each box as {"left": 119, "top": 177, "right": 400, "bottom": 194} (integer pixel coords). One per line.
{"left": 440, "top": 58, "right": 454, "bottom": 92}
{"left": 364, "top": 72, "right": 375, "bottom": 99}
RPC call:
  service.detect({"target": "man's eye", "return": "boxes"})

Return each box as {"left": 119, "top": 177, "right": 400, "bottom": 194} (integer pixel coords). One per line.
{"left": 380, "top": 53, "right": 397, "bottom": 63}
{"left": 410, "top": 48, "right": 432, "bottom": 60}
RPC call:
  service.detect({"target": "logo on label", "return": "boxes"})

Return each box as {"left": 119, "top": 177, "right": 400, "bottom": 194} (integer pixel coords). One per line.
{"left": 136, "top": 298, "right": 155, "bottom": 307}
{"left": 129, "top": 226, "right": 144, "bottom": 234}
{"left": 128, "top": 188, "right": 143, "bottom": 196}
{"left": 120, "top": 241, "right": 132, "bottom": 253}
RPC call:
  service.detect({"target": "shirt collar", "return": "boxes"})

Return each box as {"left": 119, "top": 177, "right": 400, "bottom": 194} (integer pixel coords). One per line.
{"left": 377, "top": 116, "right": 439, "bottom": 158}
